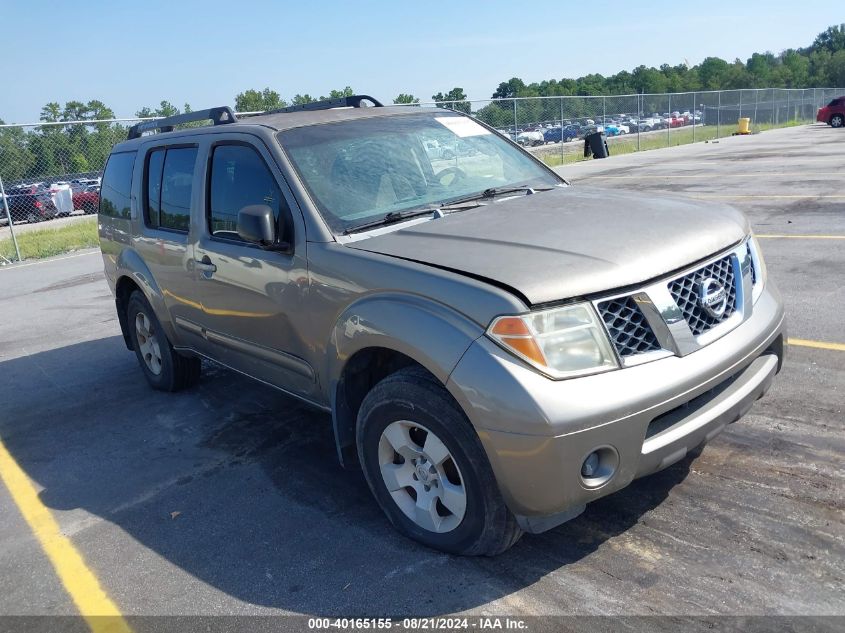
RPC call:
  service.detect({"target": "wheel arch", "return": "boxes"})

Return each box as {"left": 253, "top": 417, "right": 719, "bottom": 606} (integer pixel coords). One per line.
{"left": 114, "top": 249, "right": 176, "bottom": 349}
{"left": 325, "top": 293, "right": 485, "bottom": 468}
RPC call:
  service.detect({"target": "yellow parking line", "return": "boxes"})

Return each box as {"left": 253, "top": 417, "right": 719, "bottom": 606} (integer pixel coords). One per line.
{"left": 757, "top": 234, "right": 845, "bottom": 240}
{"left": 787, "top": 338, "right": 845, "bottom": 352}
{"left": 0, "top": 439, "right": 132, "bottom": 633}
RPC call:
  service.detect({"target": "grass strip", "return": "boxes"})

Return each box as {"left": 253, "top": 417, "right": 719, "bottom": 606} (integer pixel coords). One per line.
{"left": 0, "top": 217, "right": 99, "bottom": 262}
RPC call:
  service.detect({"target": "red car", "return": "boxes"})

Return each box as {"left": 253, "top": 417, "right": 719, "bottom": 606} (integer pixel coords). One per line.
{"left": 816, "top": 96, "right": 844, "bottom": 128}
{"left": 72, "top": 186, "right": 100, "bottom": 214}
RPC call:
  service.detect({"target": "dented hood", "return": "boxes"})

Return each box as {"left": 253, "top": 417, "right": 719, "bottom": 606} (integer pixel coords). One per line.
{"left": 346, "top": 187, "right": 749, "bottom": 306}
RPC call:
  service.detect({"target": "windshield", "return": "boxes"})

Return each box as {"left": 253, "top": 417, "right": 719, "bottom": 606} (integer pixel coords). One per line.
{"left": 278, "top": 112, "right": 561, "bottom": 233}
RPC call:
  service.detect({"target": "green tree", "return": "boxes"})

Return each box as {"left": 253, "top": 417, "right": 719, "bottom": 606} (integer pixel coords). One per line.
{"left": 829, "top": 49, "right": 845, "bottom": 87}
{"left": 432, "top": 87, "right": 470, "bottom": 113}
{"left": 492, "top": 78, "right": 527, "bottom": 99}
{"left": 812, "top": 24, "right": 845, "bottom": 54}
{"left": 0, "top": 120, "right": 35, "bottom": 181}
{"left": 135, "top": 101, "right": 180, "bottom": 118}
{"left": 323, "top": 87, "right": 355, "bottom": 99}
{"left": 393, "top": 93, "right": 420, "bottom": 104}
{"left": 234, "top": 88, "right": 287, "bottom": 112}
{"left": 40, "top": 103, "right": 62, "bottom": 123}
{"left": 291, "top": 94, "right": 317, "bottom": 106}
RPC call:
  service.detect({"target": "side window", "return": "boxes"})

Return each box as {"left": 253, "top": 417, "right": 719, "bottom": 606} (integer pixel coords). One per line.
{"left": 99, "top": 151, "right": 136, "bottom": 218}
{"left": 145, "top": 149, "right": 164, "bottom": 227}
{"left": 144, "top": 146, "right": 197, "bottom": 232}
{"left": 208, "top": 144, "right": 288, "bottom": 242}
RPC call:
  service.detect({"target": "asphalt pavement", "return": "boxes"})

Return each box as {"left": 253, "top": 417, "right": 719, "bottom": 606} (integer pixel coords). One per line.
{"left": 0, "top": 125, "right": 842, "bottom": 627}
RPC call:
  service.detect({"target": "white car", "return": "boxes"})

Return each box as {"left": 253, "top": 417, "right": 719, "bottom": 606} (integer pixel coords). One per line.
{"left": 516, "top": 130, "right": 544, "bottom": 147}
{"left": 70, "top": 178, "right": 102, "bottom": 192}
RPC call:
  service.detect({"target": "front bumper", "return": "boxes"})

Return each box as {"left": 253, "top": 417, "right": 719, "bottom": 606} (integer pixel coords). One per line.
{"left": 446, "top": 282, "right": 785, "bottom": 533}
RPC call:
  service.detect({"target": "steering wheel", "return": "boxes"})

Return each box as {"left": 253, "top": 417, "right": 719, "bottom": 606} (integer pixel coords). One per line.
{"left": 437, "top": 166, "right": 467, "bottom": 187}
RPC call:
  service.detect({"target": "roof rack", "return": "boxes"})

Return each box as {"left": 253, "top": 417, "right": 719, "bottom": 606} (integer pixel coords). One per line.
{"left": 127, "top": 106, "right": 237, "bottom": 140}
{"left": 268, "top": 94, "right": 384, "bottom": 115}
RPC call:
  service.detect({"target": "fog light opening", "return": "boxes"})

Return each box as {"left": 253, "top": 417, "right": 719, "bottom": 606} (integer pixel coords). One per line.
{"left": 581, "top": 452, "right": 600, "bottom": 478}
{"left": 580, "top": 446, "right": 619, "bottom": 489}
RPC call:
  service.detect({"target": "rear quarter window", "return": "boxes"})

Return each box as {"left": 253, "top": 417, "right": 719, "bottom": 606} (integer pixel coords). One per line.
{"left": 99, "top": 151, "right": 136, "bottom": 218}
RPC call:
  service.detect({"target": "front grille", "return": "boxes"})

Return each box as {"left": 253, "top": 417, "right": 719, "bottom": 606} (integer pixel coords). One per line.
{"left": 597, "top": 296, "right": 662, "bottom": 358}
{"left": 668, "top": 255, "right": 737, "bottom": 336}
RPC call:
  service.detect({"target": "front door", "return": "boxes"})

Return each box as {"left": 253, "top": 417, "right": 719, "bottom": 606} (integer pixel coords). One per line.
{"left": 179, "top": 137, "right": 315, "bottom": 400}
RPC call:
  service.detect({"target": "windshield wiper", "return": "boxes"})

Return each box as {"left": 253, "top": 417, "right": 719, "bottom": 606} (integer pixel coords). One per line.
{"left": 439, "top": 185, "right": 554, "bottom": 210}
{"left": 343, "top": 209, "right": 436, "bottom": 235}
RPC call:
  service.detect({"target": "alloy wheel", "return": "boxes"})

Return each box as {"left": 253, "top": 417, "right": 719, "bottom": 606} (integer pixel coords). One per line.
{"left": 135, "top": 312, "right": 163, "bottom": 375}
{"left": 378, "top": 420, "right": 467, "bottom": 533}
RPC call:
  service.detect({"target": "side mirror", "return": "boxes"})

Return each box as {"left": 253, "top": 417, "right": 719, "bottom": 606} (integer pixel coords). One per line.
{"left": 237, "top": 205, "right": 290, "bottom": 252}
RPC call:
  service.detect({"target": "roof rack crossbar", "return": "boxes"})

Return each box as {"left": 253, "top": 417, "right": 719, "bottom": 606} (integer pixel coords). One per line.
{"left": 127, "top": 106, "right": 237, "bottom": 140}
{"left": 268, "top": 94, "right": 384, "bottom": 115}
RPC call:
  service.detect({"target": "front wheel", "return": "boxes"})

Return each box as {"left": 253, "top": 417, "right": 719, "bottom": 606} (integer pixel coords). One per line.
{"left": 357, "top": 367, "right": 522, "bottom": 556}
{"left": 831, "top": 114, "right": 844, "bottom": 128}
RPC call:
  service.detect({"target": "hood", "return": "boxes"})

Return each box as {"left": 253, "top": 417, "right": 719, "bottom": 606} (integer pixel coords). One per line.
{"left": 345, "top": 187, "right": 749, "bottom": 306}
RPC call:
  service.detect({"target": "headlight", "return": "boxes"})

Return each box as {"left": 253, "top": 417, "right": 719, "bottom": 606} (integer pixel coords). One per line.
{"left": 487, "top": 303, "right": 619, "bottom": 379}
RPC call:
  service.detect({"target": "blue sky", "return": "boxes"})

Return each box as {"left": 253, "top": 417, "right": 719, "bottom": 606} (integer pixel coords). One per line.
{"left": 0, "top": 0, "right": 835, "bottom": 123}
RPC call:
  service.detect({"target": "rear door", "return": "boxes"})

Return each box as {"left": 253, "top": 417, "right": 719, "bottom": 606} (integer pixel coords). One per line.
{"left": 181, "top": 135, "right": 315, "bottom": 399}
{"left": 134, "top": 142, "right": 201, "bottom": 336}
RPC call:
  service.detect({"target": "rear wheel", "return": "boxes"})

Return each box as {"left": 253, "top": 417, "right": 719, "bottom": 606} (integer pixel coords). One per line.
{"left": 126, "top": 291, "right": 201, "bottom": 391}
{"left": 357, "top": 367, "right": 522, "bottom": 556}
{"left": 831, "top": 114, "right": 844, "bottom": 128}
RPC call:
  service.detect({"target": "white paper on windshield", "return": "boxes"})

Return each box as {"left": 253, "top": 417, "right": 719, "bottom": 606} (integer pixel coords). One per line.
{"left": 435, "top": 117, "right": 491, "bottom": 138}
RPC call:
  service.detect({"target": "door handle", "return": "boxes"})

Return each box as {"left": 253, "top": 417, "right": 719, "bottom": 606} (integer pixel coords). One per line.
{"left": 195, "top": 262, "right": 217, "bottom": 273}
{"left": 195, "top": 256, "right": 217, "bottom": 275}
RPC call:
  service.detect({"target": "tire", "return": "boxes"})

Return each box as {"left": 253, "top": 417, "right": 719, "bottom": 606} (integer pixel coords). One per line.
{"left": 831, "top": 114, "right": 844, "bottom": 128}
{"left": 357, "top": 367, "right": 523, "bottom": 556}
{"left": 27, "top": 212, "right": 42, "bottom": 224}
{"left": 126, "top": 290, "right": 201, "bottom": 391}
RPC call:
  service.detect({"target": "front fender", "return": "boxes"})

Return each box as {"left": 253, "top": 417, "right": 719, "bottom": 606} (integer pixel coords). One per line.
{"left": 324, "top": 292, "right": 485, "bottom": 466}
{"left": 326, "top": 292, "right": 484, "bottom": 387}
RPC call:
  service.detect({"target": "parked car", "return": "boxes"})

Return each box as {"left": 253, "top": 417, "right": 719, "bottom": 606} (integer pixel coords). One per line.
{"left": 100, "top": 97, "right": 785, "bottom": 556}
{"left": 636, "top": 117, "right": 662, "bottom": 132}
{"left": 604, "top": 123, "right": 629, "bottom": 136}
{"left": 71, "top": 177, "right": 102, "bottom": 191}
{"left": 516, "top": 130, "right": 544, "bottom": 146}
{"left": 73, "top": 185, "right": 100, "bottom": 214}
{"left": 817, "top": 97, "right": 845, "bottom": 127}
{"left": 4, "top": 185, "right": 59, "bottom": 223}
{"left": 543, "top": 126, "right": 578, "bottom": 143}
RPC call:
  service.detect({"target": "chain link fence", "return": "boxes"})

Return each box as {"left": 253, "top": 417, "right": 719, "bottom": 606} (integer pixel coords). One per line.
{"left": 1, "top": 87, "right": 842, "bottom": 262}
